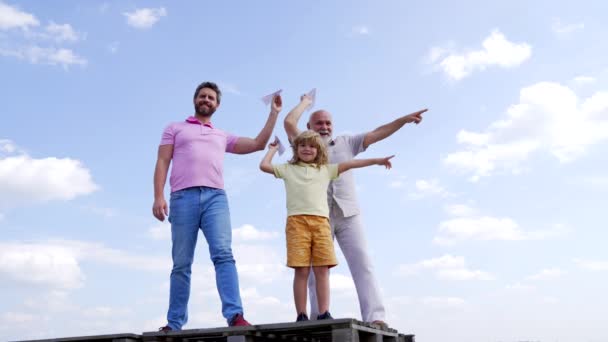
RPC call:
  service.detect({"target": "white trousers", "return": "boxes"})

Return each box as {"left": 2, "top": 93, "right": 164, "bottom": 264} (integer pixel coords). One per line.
{"left": 308, "top": 206, "right": 386, "bottom": 322}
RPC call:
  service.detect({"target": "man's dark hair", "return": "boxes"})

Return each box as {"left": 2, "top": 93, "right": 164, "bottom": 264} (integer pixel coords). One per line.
{"left": 193, "top": 82, "right": 222, "bottom": 104}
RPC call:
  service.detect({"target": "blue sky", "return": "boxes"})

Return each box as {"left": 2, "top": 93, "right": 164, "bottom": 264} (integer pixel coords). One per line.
{"left": 1, "top": 1, "right": 607, "bottom": 341}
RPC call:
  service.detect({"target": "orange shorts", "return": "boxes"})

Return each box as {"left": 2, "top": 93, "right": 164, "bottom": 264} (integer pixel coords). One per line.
{"left": 285, "top": 215, "right": 337, "bottom": 268}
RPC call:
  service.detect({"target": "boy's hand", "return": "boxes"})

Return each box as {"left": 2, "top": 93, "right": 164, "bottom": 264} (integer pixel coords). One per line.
{"left": 268, "top": 137, "right": 280, "bottom": 150}
{"left": 271, "top": 94, "right": 282, "bottom": 114}
{"left": 377, "top": 155, "right": 395, "bottom": 169}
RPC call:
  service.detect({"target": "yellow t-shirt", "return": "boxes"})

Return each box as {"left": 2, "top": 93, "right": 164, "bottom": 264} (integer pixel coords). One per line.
{"left": 273, "top": 163, "right": 339, "bottom": 217}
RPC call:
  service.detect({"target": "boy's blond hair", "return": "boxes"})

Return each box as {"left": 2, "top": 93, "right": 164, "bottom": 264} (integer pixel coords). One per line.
{"left": 289, "top": 130, "right": 328, "bottom": 168}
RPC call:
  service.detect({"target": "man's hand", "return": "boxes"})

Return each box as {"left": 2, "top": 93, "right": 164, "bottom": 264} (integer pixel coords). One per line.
{"left": 271, "top": 94, "right": 283, "bottom": 114}
{"left": 152, "top": 197, "right": 168, "bottom": 221}
{"left": 376, "top": 155, "right": 395, "bottom": 169}
{"left": 403, "top": 108, "right": 427, "bottom": 125}
{"left": 300, "top": 93, "right": 313, "bottom": 107}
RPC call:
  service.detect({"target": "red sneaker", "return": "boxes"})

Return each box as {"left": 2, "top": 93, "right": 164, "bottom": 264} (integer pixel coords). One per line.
{"left": 229, "top": 313, "right": 252, "bottom": 327}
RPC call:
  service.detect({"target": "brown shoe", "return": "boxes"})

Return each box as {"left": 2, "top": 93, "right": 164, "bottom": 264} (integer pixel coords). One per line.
{"left": 158, "top": 325, "right": 172, "bottom": 332}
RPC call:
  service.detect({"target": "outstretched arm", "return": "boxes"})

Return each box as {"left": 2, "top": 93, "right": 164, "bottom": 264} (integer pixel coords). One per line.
{"left": 259, "top": 138, "right": 280, "bottom": 174}
{"left": 338, "top": 155, "right": 394, "bottom": 175}
{"left": 362, "top": 108, "right": 427, "bottom": 149}
{"left": 284, "top": 94, "right": 313, "bottom": 143}
{"left": 233, "top": 95, "right": 283, "bottom": 154}
{"left": 152, "top": 144, "right": 173, "bottom": 222}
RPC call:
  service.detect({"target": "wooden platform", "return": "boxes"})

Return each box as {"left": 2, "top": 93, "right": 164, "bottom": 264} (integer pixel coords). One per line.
{"left": 15, "top": 319, "right": 414, "bottom": 342}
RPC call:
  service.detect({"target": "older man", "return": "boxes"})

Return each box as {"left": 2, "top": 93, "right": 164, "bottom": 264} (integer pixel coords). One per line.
{"left": 284, "top": 94, "right": 426, "bottom": 327}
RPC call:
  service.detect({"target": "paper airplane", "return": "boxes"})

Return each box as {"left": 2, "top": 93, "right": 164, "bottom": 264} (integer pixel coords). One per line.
{"left": 274, "top": 135, "right": 286, "bottom": 156}
{"left": 261, "top": 89, "right": 282, "bottom": 106}
{"left": 306, "top": 88, "right": 316, "bottom": 111}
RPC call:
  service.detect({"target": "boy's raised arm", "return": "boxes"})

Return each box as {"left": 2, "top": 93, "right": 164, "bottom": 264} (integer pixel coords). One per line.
{"left": 337, "top": 155, "right": 395, "bottom": 175}
{"left": 260, "top": 138, "right": 280, "bottom": 174}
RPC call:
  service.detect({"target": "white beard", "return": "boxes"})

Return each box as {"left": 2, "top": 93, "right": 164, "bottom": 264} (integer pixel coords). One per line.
{"left": 320, "top": 135, "right": 332, "bottom": 145}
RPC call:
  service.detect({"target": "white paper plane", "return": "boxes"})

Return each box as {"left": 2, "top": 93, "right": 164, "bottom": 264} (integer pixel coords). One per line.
{"left": 274, "top": 135, "right": 286, "bottom": 156}
{"left": 306, "top": 88, "right": 316, "bottom": 111}
{"left": 261, "top": 89, "right": 283, "bottom": 106}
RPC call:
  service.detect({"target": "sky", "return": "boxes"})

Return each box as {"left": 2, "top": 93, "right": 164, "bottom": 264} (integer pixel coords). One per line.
{"left": 1, "top": 1, "right": 607, "bottom": 341}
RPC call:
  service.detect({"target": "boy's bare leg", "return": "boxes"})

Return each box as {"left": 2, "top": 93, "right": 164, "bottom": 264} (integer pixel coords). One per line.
{"left": 294, "top": 267, "right": 310, "bottom": 314}
{"left": 312, "top": 266, "right": 330, "bottom": 314}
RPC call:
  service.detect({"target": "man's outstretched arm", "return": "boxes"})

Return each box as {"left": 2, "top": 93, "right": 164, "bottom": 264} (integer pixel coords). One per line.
{"left": 284, "top": 94, "right": 312, "bottom": 143}
{"left": 233, "top": 95, "right": 282, "bottom": 154}
{"left": 362, "top": 108, "right": 428, "bottom": 149}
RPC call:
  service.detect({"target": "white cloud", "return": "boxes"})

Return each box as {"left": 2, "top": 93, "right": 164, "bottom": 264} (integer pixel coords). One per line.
{"left": 421, "top": 296, "right": 466, "bottom": 308}
{"left": 396, "top": 254, "right": 493, "bottom": 281}
{"left": 0, "top": 5, "right": 87, "bottom": 68}
{"left": 233, "top": 244, "right": 287, "bottom": 283}
{"left": 1, "top": 312, "right": 38, "bottom": 324}
{"left": 82, "top": 205, "right": 118, "bottom": 218}
{"left": 0, "top": 149, "right": 98, "bottom": 208}
{"left": 573, "top": 76, "right": 596, "bottom": 85}
{"left": 82, "top": 306, "right": 131, "bottom": 318}
{"left": 44, "top": 22, "right": 82, "bottom": 42}
{"left": 434, "top": 208, "right": 567, "bottom": 245}
{"left": 552, "top": 18, "right": 584, "bottom": 35}
{"left": 0, "top": 46, "right": 87, "bottom": 67}
{"left": 444, "top": 82, "right": 608, "bottom": 180}
{"left": 148, "top": 222, "right": 171, "bottom": 241}
{"left": 526, "top": 268, "right": 566, "bottom": 281}
{"left": 107, "top": 41, "right": 119, "bottom": 54}
{"left": 430, "top": 30, "right": 531, "bottom": 81}
{"left": 330, "top": 273, "right": 356, "bottom": 291}
{"left": 410, "top": 179, "right": 451, "bottom": 199}
{"left": 505, "top": 282, "right": 536, "bottom": 292}
{"left": 352, "top": 25, "right": 370, "bottom": 35}
{"left": 436, "top": 268, "right": 494, "bottom": 281}
{"left": 0, "top": 2, "right": 39, "bottom": 30}
{"left": 444, "top": 204, "right": 477, "bottom": 217}
{"left": 219, "top": 82, "right": 242, "bottom": 95}
{"left": 57, "top": 240, "right": 170, "bottom": 272}
{"left": 0, "top": 139, "right": 20, "bottom": 154}
{"left": 575, "top": 258, "right": 608, "bottom": 271}
{"left": 0, "top": 240, "right": 170, "bottom": 291}
{"left": 581, "top": 176, "right": 608, "bottom": 188}
{"left": 233, "top": 224, "right": 279, "bottom": 241}
{"left": 0, "top": 242, "right": 85, "bottom": 289}
{"left": 124, "top": 7, "right": 167, "bottom": 29}
{"left": 435, "top": 216, "right": 527, "bottom": 244}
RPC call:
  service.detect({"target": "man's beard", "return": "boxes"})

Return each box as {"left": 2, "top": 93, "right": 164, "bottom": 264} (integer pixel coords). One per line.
{"left": 318, "top": 130, "right": 332, "bottom": 144}
{"left": 195, "top": 104, "right": 216, "bottom": 117}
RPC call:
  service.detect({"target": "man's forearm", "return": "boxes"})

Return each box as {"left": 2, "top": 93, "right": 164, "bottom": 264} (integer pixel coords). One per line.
{"left": 253, "top": 111, "right": 280, "bottom": 149}
{"left": 284, "top": 102, "right": 307, "bottom": 141}
{"left": 372, "top": 116, "right": 408, "bottom": 141}
{"left": 153, "top": 160, "right": 169, "bottom": 199}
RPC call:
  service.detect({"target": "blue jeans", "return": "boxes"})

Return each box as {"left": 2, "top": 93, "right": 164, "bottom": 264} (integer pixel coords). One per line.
{"left": 166, "top": 186, "right": 243, "bottom": 330}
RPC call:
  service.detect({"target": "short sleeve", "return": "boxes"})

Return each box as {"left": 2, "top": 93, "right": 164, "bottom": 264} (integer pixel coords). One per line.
{"left": 272, "top": 164, "right": 287, "bottom": 179}
{"left": 225, "top": 133, "right": 239, "bottom": 153}
{"left": 347, "top": 133, "right": 367, "bottom": 156}
{"left": 160, "top": 124, "right": 175, "bottom": 145}
{"left": 327, "top": 164, "right": 339, "bottom": 180}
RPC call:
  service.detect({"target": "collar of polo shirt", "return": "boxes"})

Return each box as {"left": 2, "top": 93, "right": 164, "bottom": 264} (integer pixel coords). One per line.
{"left": 186, "top": 116, "right": 214, "bottom": 128}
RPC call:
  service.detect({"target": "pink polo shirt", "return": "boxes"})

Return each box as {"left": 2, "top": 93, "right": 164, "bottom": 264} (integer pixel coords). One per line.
{"left": 160, "top": 116, "right": 239, "bottom": 193}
